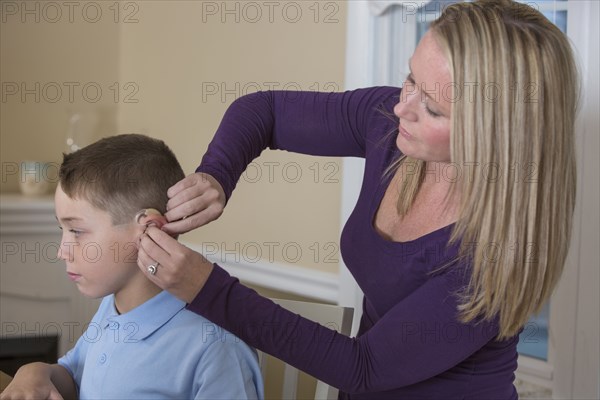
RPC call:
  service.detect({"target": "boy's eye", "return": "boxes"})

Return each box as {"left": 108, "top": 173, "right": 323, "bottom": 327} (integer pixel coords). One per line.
{"left": 58, "top": 226, "right": 82, "bottom": 236}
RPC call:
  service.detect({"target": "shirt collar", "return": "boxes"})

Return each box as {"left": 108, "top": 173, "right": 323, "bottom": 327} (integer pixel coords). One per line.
{"left": 99, "top": 291, "right": 186, "bottom": 340}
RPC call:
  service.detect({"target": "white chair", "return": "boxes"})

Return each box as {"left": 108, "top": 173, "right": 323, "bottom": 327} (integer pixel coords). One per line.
{"left": 259, "top": 298, "right": 354, "bottom": 400}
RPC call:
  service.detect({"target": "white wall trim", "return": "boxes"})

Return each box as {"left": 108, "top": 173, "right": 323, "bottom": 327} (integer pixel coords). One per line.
{"left": 344, "top": 1, "right": 373, "bottom": 90}
{"left": 184, "top": 242, "right": 340, "bottom": 303}
{"left": 340, "top": 0, "right": 374, "bottom": 335}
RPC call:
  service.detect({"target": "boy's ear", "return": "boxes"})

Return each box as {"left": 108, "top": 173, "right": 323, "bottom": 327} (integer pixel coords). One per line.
{"left": 135, "top": 208, "right": 167, "bottom": 230}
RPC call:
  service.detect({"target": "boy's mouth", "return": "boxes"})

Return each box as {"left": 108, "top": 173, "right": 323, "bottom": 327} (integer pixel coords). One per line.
{"left": 67, "top": 272, "right": 82, "bottom": 281}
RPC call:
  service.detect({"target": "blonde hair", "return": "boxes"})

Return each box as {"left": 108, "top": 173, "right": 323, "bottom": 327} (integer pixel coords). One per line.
{"left": 394, "top": 0, "right": 579, "bottom": 338}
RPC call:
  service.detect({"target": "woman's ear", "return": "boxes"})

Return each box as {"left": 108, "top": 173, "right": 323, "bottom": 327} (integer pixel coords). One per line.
{"left": 135, "top": 208, "right": 167, "bottom": 230}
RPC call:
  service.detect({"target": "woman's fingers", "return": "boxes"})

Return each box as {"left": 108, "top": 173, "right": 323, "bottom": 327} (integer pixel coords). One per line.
{"left": 139, "top": 228, "right": 172, "bottom": 265}
{"left": 143, "top": 226, "right": 178, "bottom": 255}
{"left": 163, "top": 172, "right": 226, "bottom": 234}
{"left": 165, "top": 184, "right": 206, "bottom": 219}
{"left": 137, "top": 227, "right": 214, "bottom": 303}
{"left": 166, "top": 172, "right": 199, "bottom": 200}
{"left": 162, "top": 202, "right": 222, "bottom": 235}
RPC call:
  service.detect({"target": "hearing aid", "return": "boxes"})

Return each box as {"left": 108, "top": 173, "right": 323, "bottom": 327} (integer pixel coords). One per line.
{"left": 134, "top": 208, "right": 168, "bottom": 232}
{"left": 135, "top": 208, "right": 162, "bottom": 224}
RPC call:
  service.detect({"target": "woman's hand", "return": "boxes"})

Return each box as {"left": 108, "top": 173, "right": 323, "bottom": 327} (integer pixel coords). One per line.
{"left": 162, "top": 172, "right": 226, "bottom": 235}
{"left": 137, "top": 226, "right": 214, "bottom": 304}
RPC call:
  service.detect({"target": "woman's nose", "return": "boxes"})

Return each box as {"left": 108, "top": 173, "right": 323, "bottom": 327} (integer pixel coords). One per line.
{"left": 395, "top": 85, "right": 418, "bottom": 122}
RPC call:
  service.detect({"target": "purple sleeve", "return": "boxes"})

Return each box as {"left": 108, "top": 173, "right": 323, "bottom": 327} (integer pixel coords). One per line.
{"left": 187, "top": 264, "right": 498, "bottom": 394}
{"left": 195, "top": 87, "right": 399, "bottom": 202}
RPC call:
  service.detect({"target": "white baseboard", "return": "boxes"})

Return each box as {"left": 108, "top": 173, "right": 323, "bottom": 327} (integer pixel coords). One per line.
{"left": 184, "top": 242, "right": 340, "bottom": 303}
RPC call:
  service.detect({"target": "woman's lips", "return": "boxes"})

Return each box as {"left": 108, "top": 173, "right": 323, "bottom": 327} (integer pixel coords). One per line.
{"left": 67, "top": 272, "right": 81, "bottom": 282}
{"left": 399, "top": 125, "right": 413, "bottom": 140}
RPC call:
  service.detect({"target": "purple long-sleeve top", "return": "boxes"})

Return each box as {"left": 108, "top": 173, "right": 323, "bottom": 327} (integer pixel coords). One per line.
{"left": 187, "top": 87, "right": 519, "bottom": 399}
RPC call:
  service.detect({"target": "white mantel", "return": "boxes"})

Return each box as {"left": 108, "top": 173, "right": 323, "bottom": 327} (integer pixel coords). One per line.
{"left": 0, "top": 194, "right": 98, "bottom": 356}
{"left": 1, "top": 194, "right": 57, "bottom": 234}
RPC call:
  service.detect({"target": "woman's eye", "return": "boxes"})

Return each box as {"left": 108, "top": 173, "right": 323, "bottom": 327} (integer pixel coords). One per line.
{"left": 425, "top": 105, "right": 441, "bottom": 117}
{"left": 69, "top": 229, "right": 82, "bottom": 237}
{"left": 403, "top": 73, "right": 443, "bottom": 118}
{"left": 400, "top": 73, "right": 415, "bottom": 88}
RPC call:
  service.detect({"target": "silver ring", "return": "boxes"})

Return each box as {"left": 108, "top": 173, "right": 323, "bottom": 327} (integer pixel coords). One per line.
{"left": 147, "top": 263, "right": 158, "bottom": 275}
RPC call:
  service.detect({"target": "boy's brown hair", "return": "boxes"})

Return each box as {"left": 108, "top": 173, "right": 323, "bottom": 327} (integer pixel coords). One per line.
{"left": 59, "top": 134, "right": 185, "bottom": 224}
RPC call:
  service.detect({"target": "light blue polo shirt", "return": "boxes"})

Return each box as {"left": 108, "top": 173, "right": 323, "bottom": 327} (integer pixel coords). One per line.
{"left": 58, "top": 290, "right": 263, "bottom": 399}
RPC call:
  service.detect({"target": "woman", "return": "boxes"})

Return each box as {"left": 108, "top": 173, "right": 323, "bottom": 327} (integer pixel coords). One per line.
{"left": 137, "top": 0, "right": 579, "bottom": 398}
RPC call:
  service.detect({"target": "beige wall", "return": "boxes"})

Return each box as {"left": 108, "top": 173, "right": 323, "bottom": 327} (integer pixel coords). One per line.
{"left": 1, "top": 1, "right": 121, "bottom": 192}
{"left": 1, "top": 1, "right": 347, "bottom": 274}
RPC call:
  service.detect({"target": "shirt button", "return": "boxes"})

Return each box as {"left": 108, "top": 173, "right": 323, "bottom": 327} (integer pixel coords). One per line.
{"left": 110, "top": 321, "right": 119, "bottom": 329}
{"left": 99, "top": 353, "right": 107, "bottom": 364}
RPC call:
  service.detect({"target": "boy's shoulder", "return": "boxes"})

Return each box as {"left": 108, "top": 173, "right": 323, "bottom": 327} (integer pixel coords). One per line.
{"left": 93, "top": 291, "right": 243, "bottom": 347}
{"left": 167, "top": 298, "right": 246, "bottom": 347}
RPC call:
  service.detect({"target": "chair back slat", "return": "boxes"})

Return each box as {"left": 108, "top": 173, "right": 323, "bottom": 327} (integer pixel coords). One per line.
{"left": 259, "top": 298, "right": 354, "bottom": 400}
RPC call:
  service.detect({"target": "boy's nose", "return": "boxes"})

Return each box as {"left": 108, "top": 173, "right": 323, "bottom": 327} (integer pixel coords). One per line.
{"left": 58, "top": 241, "right": 74, "bottom": 262}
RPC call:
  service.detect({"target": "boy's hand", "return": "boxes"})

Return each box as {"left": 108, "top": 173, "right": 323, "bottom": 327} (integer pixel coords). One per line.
{"left": 138, "top": 226, "right": 214, "bottom": 304}
{"left": 162, "top": 173, "right": 226, "bottom": 235}
{"left": 0, "top": 364, "right": 64, "bottom": 400}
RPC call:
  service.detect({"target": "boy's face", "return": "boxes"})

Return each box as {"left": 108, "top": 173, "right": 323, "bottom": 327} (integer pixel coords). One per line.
{"left": 55, "top": 184, "right": 142, "bottom": 299}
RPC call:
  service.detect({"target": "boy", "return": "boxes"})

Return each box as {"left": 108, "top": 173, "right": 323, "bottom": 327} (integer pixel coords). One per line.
{"left": 0, "top": 134, "right": 263, "bottom": 399}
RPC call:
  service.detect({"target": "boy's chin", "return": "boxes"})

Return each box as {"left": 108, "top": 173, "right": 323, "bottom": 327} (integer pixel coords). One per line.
{"left": 74, "top": 285, "right": 110, "bottom": 300}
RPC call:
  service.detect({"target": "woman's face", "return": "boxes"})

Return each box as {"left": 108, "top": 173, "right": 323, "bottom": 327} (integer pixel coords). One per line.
{"left": 394, "top": 31, "right": 452, "bottom": 163}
